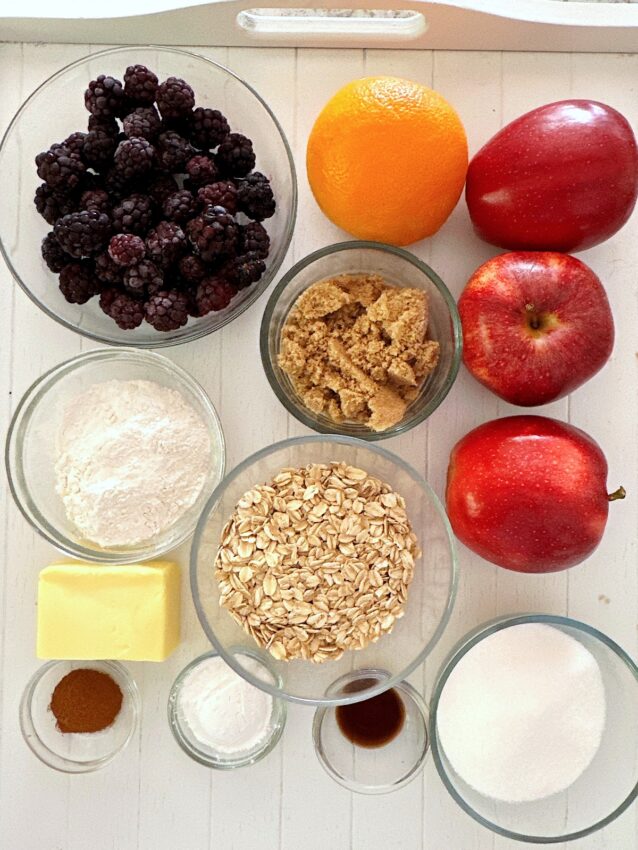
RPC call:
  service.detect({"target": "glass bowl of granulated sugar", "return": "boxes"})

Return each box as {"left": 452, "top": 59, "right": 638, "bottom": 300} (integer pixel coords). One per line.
{"left": 6, "top": 348, "right": 225, "bottom": 564}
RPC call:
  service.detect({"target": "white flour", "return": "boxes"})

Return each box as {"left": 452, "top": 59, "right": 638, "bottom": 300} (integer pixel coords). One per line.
{"left": 55, "top": 379, "right": 211, "bottom": 548}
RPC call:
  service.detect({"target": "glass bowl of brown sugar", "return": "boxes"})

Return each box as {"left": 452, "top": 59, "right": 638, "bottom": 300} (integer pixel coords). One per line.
{"left": 260, "top": 241, "right": 462, "bottom": 441}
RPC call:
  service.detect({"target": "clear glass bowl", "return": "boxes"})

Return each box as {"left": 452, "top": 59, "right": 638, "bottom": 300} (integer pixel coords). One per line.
{"left": 312, "top": 668, "right": 429, "bottom": 794}
{"left": 259, "top": 241, "right": 462, "bottom": 441}
{"left": 6, "top": 348, "right": 225, "bottom": 564}
{"left": 0, "top": 45, "right": 297, "bottom": 347}
{"left": 167, "top": 649, "right": 286, "bottom": 769}
{"left": 430, "top": 614, "right": 638, "bottom": 843}
{"left": 190, "top": 434, "right": 458, "bottom": 706}
{"left": 20, "top": 660, "right": 139, "bottom": 773}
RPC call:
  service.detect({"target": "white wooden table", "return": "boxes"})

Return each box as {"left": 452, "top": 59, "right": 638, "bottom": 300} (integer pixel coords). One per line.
{"left": 0, "top": 42, "right": 636, "bottom": 850}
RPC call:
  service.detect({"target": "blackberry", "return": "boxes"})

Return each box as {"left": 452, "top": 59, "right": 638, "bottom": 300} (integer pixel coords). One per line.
{"left": 196, "top": 276, "right": 236, "bottom": 315}
{"left": 34, "top": 183, "right": 76, "bottom": 226}
{"left": 122, "top": 106, "right": 161, "bottom": 141}
{"left": 54, "top": 209, "right": 111, "bottom": 258}
{"left": 95, "top": 250, "right": 124, "bottom": 285}
{"left": 108, "top": 233, "right": 146, "bottom": 267}
{"left": 184, "top": 155, "right": 218, "bottom": 189}
{"left": 36, "top": 143, "right": 85, "bottom": 192}
{"left": 85, "top": 75, "right": 125, "bottom": 117}
{"left": 103, "top": 166, "right": 131, "bottom": 199}
{"left": 216, "top": 133, "right": 255, "bottom": 177}
{"left": 144, "top": 289, "right": 190, "bottom": 331}
{"left": 218, "top": 251, "right": 265, "bottom": 289}
{"left": 80, "top": 188, "right": 111, "bottom": 215}
{"left": 237, "top": 172, "right": 276, "bottom": 221}
{"left": 114, "top": 137, "right": 155, "bottom": 181}
{"left": 156, "top": 131, "right": 194, "bottom": 172}
{"left": 59, "top": 260, "right": 100, "bottom": 304}
{"left": 187, "top": 205, "right": 238, "bottom": 262}
{"left": 162, "top": 189, "right": 196, "bottom": 224}
{"left": 190, "top": 107, "right": 230, "bottom": 149}
{"left": 146, "top": 172, "right": 179, "bottom": 206}
{"left": 123, "top": 64, "right": 159, "bottom": 105}
{"left": 123, "top": 259, "right": 164, "bottom": 298}
{"left": 63, "top": 132, "right": 87, "bottom": 157}
{"left": 156, "top": 77, "right": 195, "bottom": 120}
{"left": 112, "top": 193, "right": 155, "bottom": 235}
{"left": 99, "top": 286, "right": 120, "bottom": 315}
{"left": 82, "top": 127, "right": 118, "bottom": 170}
{"left": 196, "top": 181, "right": 237, "bottom": 214}
{"left": 146, "top": 220, "right": 187, "bottom": 268}
{"left": 240, "top": 221, "right": 270, "bottom": 259}
{"left": 178, "top": 253, "right": 206, "bottom": 285}
{"left": 41, "top": 232, "right": 72, "bottom": 273}
{"left": 107, "top": 292, "right": 145, "bottom": 330}
{"left": 88, "top": 114, "right": 119, "bottom": 137}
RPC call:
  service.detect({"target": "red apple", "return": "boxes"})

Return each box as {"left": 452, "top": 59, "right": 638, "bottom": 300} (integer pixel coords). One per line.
{"left": 459, "top": 252, "right": 614, "bottom": 406}
{"left": 446, "top": 416, "right": 625, "bottom": 573}
{"left": 466, "top": 100, "right": 638, "bottom": 252}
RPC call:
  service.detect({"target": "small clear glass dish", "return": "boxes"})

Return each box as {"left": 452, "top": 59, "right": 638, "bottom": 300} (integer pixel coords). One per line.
{"left": 167, "top": 649, "right": 286, "bottom": 769}
{"left": 260, "top": 241, "right": 462, "bottom": 441}
{"left": 6, "top": 348, "right": 225, "bottom": 564}
{"left": 430, "top": 614, "right": 638, "bottom": 843}
{"left": 20, "top": 660, "right": 139, "bottom": 773}
{"left": 312, "top": 668, "right": 429, "bottom": 794}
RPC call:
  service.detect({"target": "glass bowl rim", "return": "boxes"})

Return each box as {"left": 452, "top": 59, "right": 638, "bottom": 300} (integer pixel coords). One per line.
{"left": 312, "top": 669, "right": 430, "bottom": 794}
{"left": 259, "top": 239, "right": 463, "bottom": 442}
{"left": 189, "top": 433, "right": 459, "bottom": 707}
{"left": 5, "top": 346, "right": 226, "bottom": 564}
{"left": 19, "top": 659, "right": 140, "bottom": 774}
{"left": 0, "top": 43, "right": 298, "bottom": 349}
{"left": 167, "top": 648, "right": 287, "bottom": 769}
{"left": 429, "top": 613, "right": 638, "bottom": 844}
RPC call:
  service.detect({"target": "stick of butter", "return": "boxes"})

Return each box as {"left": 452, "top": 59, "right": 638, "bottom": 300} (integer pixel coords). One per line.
{"left": 37, "top": 561, "right": 180, "bottom": 661}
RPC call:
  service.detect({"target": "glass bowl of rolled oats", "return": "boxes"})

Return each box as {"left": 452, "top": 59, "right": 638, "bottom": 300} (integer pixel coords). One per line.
{"left": 190, "top": 435, "right": 458, "bottom": 706}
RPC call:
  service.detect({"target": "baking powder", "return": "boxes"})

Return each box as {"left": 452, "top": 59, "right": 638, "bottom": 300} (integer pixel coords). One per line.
{"left": 55, "top": 379, "right": 211, "bottom": 548}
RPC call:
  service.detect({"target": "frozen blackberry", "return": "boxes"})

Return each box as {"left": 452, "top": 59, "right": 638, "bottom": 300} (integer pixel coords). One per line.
{"left": 34, "top": 183, "right": 76, "bottom": 226}
{"left": 80, "top": 188, "right": 111, "bottom": 215}
{"left": 36, "top": 143, "right": 85, "bottom": 192}
{"left": 216, "top": 133, "right": 255, "bottom": 177}
{"left": 144, "top": 289, "right": 190, "bottom": 331}
{"left": 184, "top": 155, "right": 219, "bottom": 189}
{"left": 82, "top": 127, "right": 118, "bottom": 170}
{"left": 146, "top": 172, "right": 179, "bottom": 206}
{"left": 114, "top": 137, "right": 155, "bottom": 181}
{"left": 103, "top": 167, "right": 131, "bottom": 199}
{"left": 187, "top": 205, "right": 238, "bottom": 262}
{"left": 123, "top": 64, "right": 159, "bottom": 105}
{"left": 178, "top": 253, "right": 206, "bottom": 285}
{"left": 63, "top": 132, "right": 87, "bottom": 157}
{"left": 162, "top": 190, "right": 197, "bottom": 224}
{"left": 95, "top": 250, "right": 124, "bottom": 285}
{"left": 237, "top": 172, "right": 276, "bottom": 221}
{"left": 88, "top": 114, "right": 119, "bottom": 137}
{"left": 218, "top": 251, "right": 265, "bottom": 289}
{"left": 59, "top": 260, "right": 101, "bottom": 304}
{"left": 107, "top": 292, "right": 145, "bottom": 329}
{"left": 54, "top": 209, "right": 111, "bottom": 258}
{"left": 85, "top": 75, "right": 125, "bottom": 117}
{"left": 99, "top": 286, "right": 120, "bottom": 314}
{"left": 190, "top": 107, "right": 230, "bottom": 149}
{"left": 122, "top": 106, "right": 161, "bottom": 141}
{"left": 146, "top": 220, "right": 187, "bottom": 268}
{"left": 112, "top": 193, "right": 155, "bottom": 235}
{"left": 123, "top": 259, "right": 164, "bottom": 298}
{"left": 108, "top": 233, "right": 146, "bottom": 267}
{"left": 156, "top": 77, "right": 195, "bottom": 120}
{"left": 41, "top": 232, "right": 72, "bottom": 273}
{"left": 240, "top": 221, "right": 270, "bottom": 259}
{"left": 156, "top": 131, "right": 194, "bottom": 172}
{"left": 196, "top": 276, "right": 236, "bottom": 315}
{"left": 196, "top": 181, "right": 238, "bottom": 214}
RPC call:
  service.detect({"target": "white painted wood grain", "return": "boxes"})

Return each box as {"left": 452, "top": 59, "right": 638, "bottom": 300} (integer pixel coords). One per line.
{"left": 0, "top": 42, "right": 636, "bottom": 850}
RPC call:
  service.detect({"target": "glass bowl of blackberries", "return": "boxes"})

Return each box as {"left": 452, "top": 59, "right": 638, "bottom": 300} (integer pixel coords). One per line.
{"left": 0, "top": 46, "right": 297, "bottom": 346}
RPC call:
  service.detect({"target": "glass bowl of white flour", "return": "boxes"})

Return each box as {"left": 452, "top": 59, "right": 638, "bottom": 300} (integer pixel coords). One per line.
{"left": 6, "top": 348, "right": 225, "bottom": 563}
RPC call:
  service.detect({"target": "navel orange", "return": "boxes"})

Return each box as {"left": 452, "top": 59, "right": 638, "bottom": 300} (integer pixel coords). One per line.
{"left": 306, "top": 76, "right": 468, "bottom": 246}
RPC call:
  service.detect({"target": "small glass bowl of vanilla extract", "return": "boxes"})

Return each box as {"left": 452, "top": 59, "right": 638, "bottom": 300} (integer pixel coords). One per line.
{"left": 312, "top": 669, "right": 430, "bottom": 794}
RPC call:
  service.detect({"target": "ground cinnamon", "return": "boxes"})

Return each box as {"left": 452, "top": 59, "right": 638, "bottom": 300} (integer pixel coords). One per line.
{"left": 50, "top": 668, "right": 123, "bottom": 733}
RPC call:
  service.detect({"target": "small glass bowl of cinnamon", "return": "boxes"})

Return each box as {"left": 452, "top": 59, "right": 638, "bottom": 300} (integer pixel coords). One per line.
{"left": 260, "top": 241, "right": 462, "bottom": 441}
{"left": 20, "top": 660, "right": 139, "bottom": 773}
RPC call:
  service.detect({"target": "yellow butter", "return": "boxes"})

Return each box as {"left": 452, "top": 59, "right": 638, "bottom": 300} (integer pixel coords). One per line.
{"left": 37, "top": 561, "right": 180, "bottom": 662}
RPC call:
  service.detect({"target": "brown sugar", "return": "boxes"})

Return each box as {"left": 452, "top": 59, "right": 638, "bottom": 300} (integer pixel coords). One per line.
{"left": 278, "top": 274, "right": 440, "bottom": 431}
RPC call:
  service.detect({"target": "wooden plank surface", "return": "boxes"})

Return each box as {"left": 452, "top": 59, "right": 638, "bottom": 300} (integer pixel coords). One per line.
{"left": 0, "top": 43, "right": 636, "bottom": 850}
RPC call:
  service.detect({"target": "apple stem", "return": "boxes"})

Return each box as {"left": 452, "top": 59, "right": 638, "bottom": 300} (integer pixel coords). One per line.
{"left": 525, "top": 303, "right": 541, "bottom": 330}
{"left": 608, "top": 486, "right": 626, "bottom": 502}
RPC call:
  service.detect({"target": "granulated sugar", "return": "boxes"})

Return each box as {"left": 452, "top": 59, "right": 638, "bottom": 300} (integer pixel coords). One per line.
{"left": 437, "top": 623, "right": 606, "bottom": 803}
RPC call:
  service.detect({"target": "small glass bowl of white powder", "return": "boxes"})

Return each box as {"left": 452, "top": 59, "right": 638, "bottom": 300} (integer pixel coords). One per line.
{"left": 430, "top": 614, "right": 638, "bottom": 843}
{"left": 6, "top": 348, "right": 225, "bottom": 563}
{"left": 167, "top": 650, "right": 286, "bottom": 769}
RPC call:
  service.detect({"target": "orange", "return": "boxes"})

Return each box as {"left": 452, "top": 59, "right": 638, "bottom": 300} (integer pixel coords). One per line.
{"left": 306, "top": 76, "right": 468, "bottom": 246}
